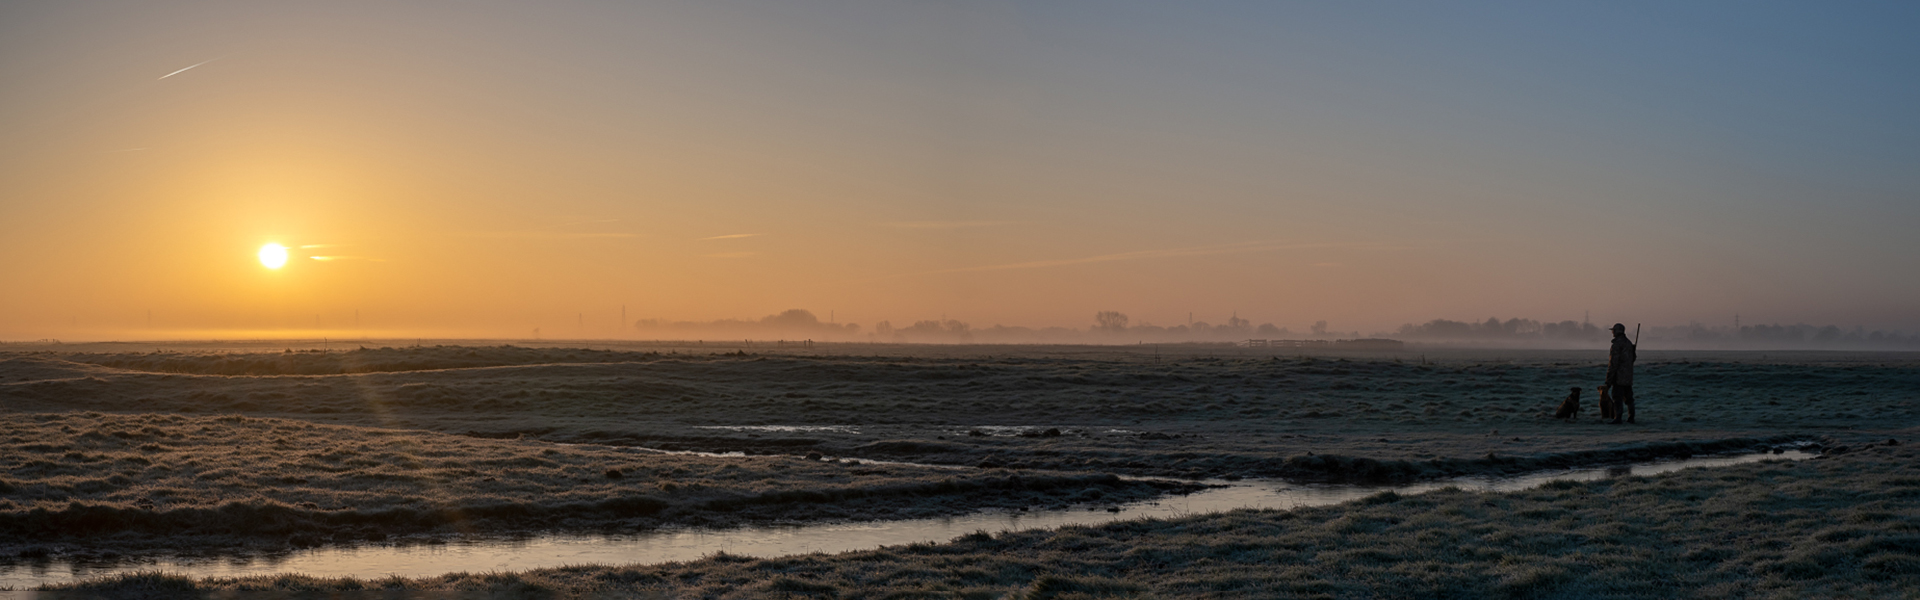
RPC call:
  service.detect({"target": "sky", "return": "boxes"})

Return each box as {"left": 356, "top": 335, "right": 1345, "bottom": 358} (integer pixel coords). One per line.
{"left": 2, "top": 1, "right": 1916, "bottom": 340}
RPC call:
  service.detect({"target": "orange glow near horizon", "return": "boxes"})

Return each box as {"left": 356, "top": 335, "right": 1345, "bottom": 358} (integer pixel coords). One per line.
{"left": 0, "top": 3, "right": 1914, "bottom": 342}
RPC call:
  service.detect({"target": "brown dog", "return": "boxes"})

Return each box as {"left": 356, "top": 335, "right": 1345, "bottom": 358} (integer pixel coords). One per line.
{"left": 1597, "top": 385, "right": 1616, "bottom": 421}
{"left": 1553, "top": 386, "right": 1581, "bottom": 421}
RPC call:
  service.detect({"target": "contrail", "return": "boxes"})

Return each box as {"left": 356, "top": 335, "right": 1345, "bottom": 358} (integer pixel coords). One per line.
{"left": 158, "top": 58, "right": 218, "bottom": 80}
{"left": 699, "top": 233, "right": 760, "bottom": 240}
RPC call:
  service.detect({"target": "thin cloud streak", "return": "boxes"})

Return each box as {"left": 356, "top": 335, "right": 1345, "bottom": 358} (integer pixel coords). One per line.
{"left": 699, "top": 233, "right": 760, "bottom": 240}
{"left": 309, "top": 256, "right": 384, "bottom": 262}
{"left": 158, "top": 57, "right": 219, "bottom": 80}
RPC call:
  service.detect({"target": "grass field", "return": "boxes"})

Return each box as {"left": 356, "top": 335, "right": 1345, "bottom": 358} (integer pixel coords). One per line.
{"left": 4, "top": 343, "right": 1917, "bottom": 596}
{"left": 0, "top": 411, "right": 1184, "bottom": 559}
{"left": 6, "top": 345, "right": 1911, "bottom": 482}
{"left": 45, "top": 439, "right": 1920, "bottom": 598}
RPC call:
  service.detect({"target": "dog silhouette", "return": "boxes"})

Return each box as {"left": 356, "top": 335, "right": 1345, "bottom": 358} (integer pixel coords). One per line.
{"left": 1553, "top": 386, "right": 1581, "bottom": 421}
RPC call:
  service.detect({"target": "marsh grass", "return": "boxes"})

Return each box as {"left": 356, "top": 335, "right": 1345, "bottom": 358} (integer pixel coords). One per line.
{"left": 46, "top": 443, "right": 1920, "bottom": 598}
{"left": 0, "top": 413, "right": 1181, "bottom": 557}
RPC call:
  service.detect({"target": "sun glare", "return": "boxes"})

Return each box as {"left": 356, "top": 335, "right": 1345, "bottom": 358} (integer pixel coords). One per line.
{"left": 258, "top": 243, "right": 289, "bottom": 269}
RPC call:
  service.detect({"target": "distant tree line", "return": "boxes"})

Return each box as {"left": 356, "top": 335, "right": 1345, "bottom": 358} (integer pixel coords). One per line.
{"left": 628, "top": 310, "right": 1351, "bottom": 344}
{"left": 632, "top": 309, "right": 859, "bottom": 340}
{"left": 871, "top": 312, "right": 1308, "bottom": 343}
{"left": 872, "top": 319, "right": 975, "bottom": 342}
{"left": 1395, "top": 318, "right": 1606, "bottom": 342}
{"left": 1049, "top": 311, "right": 1362, "bottom": 343}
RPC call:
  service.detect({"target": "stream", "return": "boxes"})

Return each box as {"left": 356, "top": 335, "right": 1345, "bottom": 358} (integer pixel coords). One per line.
{"left": 0, "top": 450, "right": 1812, "bottom": 589}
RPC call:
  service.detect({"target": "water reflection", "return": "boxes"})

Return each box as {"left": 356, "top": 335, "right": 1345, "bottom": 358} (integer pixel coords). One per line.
{"left": 0, "top": 451, "right": 1812, "bottom": 589}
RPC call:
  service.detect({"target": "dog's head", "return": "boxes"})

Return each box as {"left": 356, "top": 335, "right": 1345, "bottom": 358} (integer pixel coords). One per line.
{"left": 1568, "top": 386, "right": 1581, "bottom": 397}
{"left": 1596, "top": 384, "right": 1609, "bottom": 394}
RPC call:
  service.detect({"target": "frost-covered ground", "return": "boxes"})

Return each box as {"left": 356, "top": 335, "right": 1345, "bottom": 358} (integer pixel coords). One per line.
{"left": 3, "top": 343, "right": 1916, "bottom": 594}
{"left": 57, "top": 441, "right": 1917, "bottom": 598}
{"left": 6, "top": 344, "right": 1913, "bottom": 481}
{"left": 0, "top": 411, "right": 1181, "bottom": 559}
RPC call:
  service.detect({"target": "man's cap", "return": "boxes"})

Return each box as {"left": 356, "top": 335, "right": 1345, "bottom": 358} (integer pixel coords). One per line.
{"left": 1610, "top": 323, "right": 1627, "bottom": 332}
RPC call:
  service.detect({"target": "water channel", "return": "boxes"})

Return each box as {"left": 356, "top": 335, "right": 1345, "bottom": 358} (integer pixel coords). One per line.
{"left": 0, "top": 450, "right": 1813, "bottom": 589}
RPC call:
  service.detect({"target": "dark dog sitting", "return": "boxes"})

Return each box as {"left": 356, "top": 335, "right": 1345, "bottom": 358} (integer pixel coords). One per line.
{"left": 1597, "top": 385, "right": 1616, "bottom": 421}
{"left": 1553, "top": 386, "right": 1581, "bottom": 420}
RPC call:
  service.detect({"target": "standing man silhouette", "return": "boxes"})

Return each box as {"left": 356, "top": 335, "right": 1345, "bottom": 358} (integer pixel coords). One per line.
{"left": 1605, "top": 323, "right": 1637, "bottom": 424}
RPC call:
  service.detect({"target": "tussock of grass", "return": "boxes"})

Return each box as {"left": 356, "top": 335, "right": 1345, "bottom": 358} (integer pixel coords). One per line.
{"left": 52, "top": 444, "right": 1919, "bottom": 597}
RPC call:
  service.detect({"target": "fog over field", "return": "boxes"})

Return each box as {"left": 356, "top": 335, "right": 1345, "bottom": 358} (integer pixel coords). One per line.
{"left": 14, "top": 308, "right": 1920, "bottom": 350}
{"left": 623, "top": 309, "right": 1920, "bottom": 350}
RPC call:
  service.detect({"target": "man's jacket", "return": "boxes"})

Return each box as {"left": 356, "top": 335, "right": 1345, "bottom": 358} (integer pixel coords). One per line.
{"left": 1607, "top": 336, "right": 1637, "bottom": 387}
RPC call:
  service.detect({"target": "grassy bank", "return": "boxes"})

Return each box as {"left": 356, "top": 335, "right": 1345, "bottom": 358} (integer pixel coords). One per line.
{"left": 0, "top": 413, "right": 1185, "bottom": 559}
{"left": 46, "top": 438, "right": 1920, "bottom": 598}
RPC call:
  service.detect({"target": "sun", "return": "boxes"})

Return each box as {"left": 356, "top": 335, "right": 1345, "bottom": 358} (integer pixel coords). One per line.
{"left": 258, "top": 243, "right": 289, "bottom": 269}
